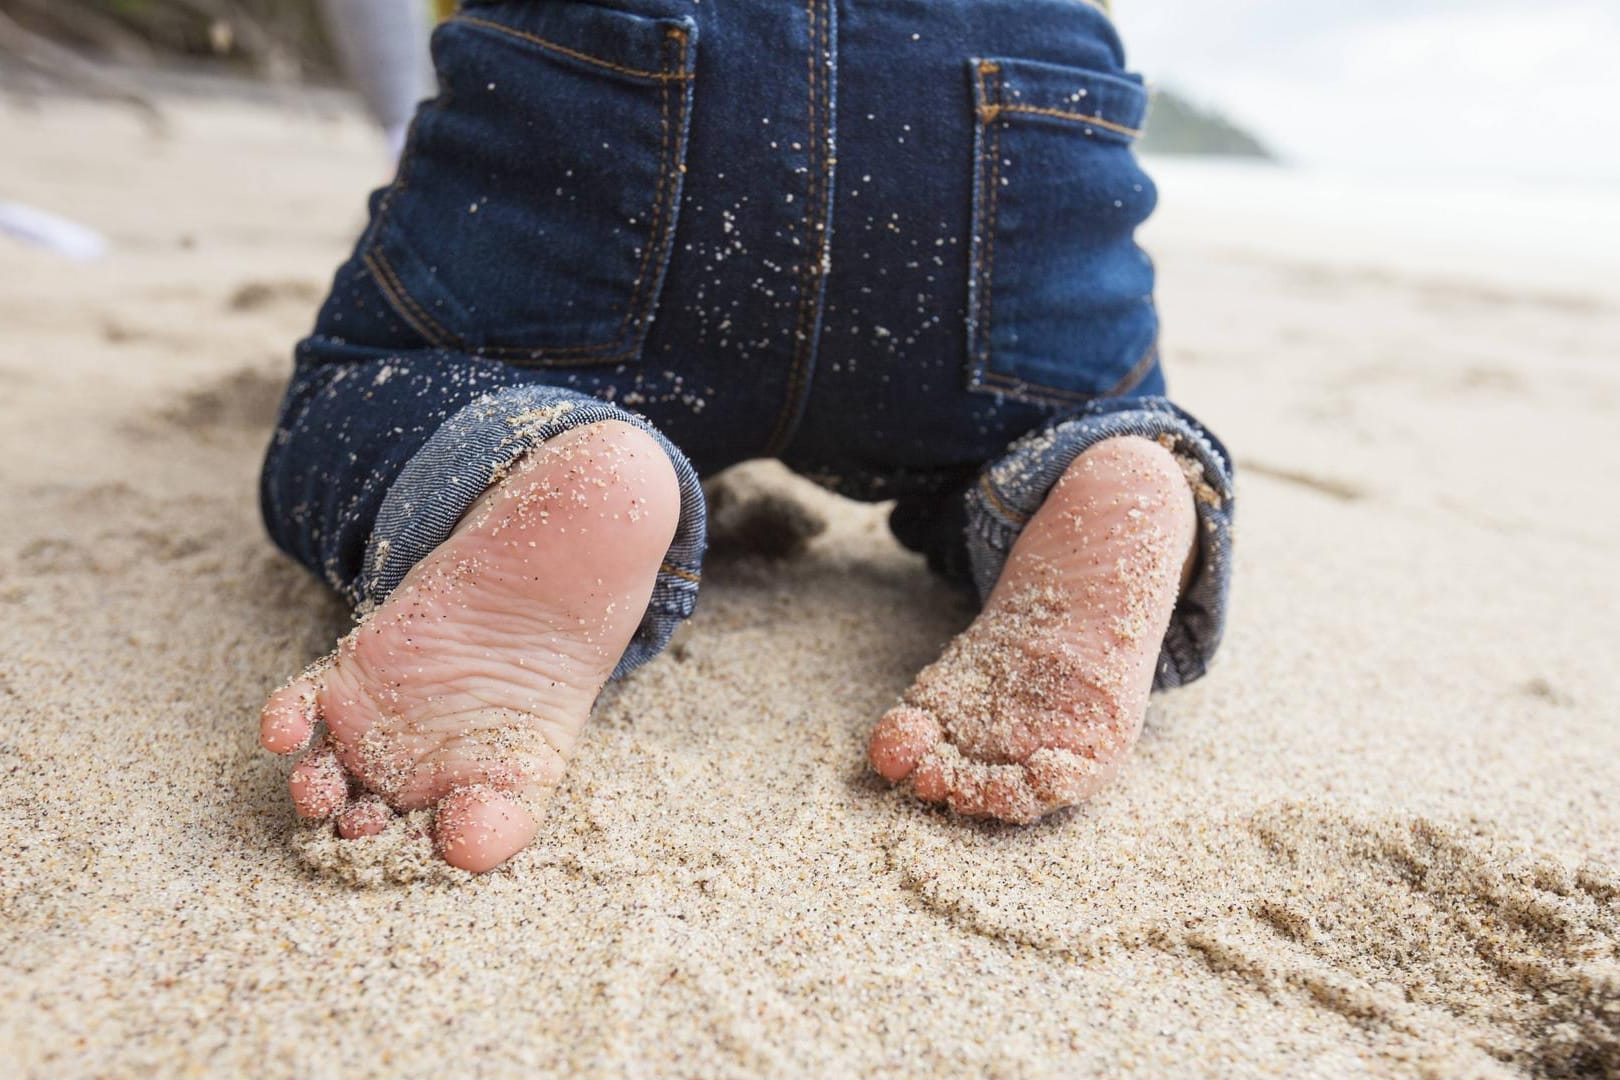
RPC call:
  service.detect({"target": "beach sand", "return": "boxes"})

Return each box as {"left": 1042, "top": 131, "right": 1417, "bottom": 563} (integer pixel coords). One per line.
{"left": 2, "top": 92, "right": 1618, "bottom": 1077}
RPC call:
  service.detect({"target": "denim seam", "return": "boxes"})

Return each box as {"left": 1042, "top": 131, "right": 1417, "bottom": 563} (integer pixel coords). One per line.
{"left": 975, "top": 472, "right": 1029, "bottom": 525}
{"left": 516, "top": 25, "right": 684, "bottom": 363}
{"left": 456, "top": 14, "right": 693, "bottom": 83}
{"left": 972, "top": 62, "right": 997, "bottom": 396}
{"left": 968, "top": 60, "right": 1016, "bottom": 404}
{"left": 976, "top": 337, "right": 1160, "bottom": 407}
{"left": 364, "top": 84, "right": 459, "bottom": 349}
{"left": 967, "top": 61, "right": 992, "bottom": 399}
{"left": 364, "top": 248, "right": 456, "bottom": 347}
{"left": 986, "top": 104, "right": 1141, "bottom": 138}
{"left": 360, "top": 22, "right": 695, "bottom": 367}
{"left": 616, "top": 35, "right": 680, "bottom": 345}
{"left": 762, "top": 0, "right": 820, "bottom": 454}
{"left": 465, "top": 28, "right": 684, "bottom": 364}
{"left": 762, "top": 0, "right": 833, "bottom": 456}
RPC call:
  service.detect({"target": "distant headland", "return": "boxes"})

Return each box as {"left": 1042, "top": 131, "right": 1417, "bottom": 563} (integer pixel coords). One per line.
{"left": 1140, "top": 89, "right": 1276, "bottom": 160}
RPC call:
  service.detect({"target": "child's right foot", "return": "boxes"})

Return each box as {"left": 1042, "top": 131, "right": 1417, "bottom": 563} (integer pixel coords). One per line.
{"left": 258, "top": 420, "right": 680, "bottom": 873}
{"left": 868, "top": 436, "right": 1196, "bottom": 823}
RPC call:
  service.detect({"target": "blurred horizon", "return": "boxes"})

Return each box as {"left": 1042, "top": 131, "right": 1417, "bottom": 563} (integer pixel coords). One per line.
{"left": 4, "top": 0, "right": 1618, "bottom": 191}
{"left": 1115, "top": 0, "right": 1620, "bottom": 188}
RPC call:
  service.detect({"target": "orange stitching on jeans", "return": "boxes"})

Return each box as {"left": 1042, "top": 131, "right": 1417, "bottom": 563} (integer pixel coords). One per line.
{"left": 609, "top": 29, "right": 681, "bottom": 340}
{"left": 364, "top": 248, "right": 458, "bottom": 347}
{"left": 457, "top": 15, "right": 692, "bottom": 82}
{"left": 1106, "top": 338, "right": 1161, "bottom": 396}
{"left": 809, "top": 0, "right": 834, "bottom": 415}
{"left": 659, "top": 562, "right": 702, "bottom": 583}
{"left": 980, "top": 64, "right": 1003, "bottom": 381}
{"left": 371, "top": 250, "right": 447, "bottom": 342}
{"left": 363, "top": 250, "right": 432, "bottom": 344}
{"left": 976, "top": 338, "right": 1161, "bottom": 406}
{"left": 979, "top": 370, "right": 1093, "bottom": 405}
{"left": 977, "top": 474, "right": 1030, "bottom": 525}
{"left": 995, "top": 104, "right": 1141, "bottom": 138}
{"left": 363, "top": 90, "right": 463, "bottom": 349}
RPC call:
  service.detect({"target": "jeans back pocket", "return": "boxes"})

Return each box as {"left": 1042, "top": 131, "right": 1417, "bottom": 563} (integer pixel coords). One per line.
{"left": 363, "top": 4, "right": 697, "bottom": 365}
{"left": 966, "top": 56, "right": 1160, "bottom": 407}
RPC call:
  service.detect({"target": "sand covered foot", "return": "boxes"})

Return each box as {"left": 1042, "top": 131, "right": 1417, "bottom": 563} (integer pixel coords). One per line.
{"left": 259, "top": 420, "right": 679, "bottom": 872}
{"left": 869, "top": 436, "right": 1197, "bottom": 823}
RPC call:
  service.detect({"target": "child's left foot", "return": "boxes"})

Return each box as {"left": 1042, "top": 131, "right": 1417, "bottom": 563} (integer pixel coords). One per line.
{"left": 868, "top": 436, "right": 1196, "bottom": 823}
{"left": 258, "top": 420, "right": 680, "bottom": 872}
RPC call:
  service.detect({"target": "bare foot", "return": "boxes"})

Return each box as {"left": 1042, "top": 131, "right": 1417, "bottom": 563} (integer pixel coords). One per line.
{"left": 868, "top": 436, "right": 1196, "bottom": 823}
{"left": 259, "top": 420, "right": 680, "bottom": 872}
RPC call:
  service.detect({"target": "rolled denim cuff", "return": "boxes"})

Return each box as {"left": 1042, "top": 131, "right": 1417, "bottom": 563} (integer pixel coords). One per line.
{"left": 359, "top": 385, "right": 707, "bottom": 679}
{"left": 964, "top": 396, "right": 1235, "bottom": 691}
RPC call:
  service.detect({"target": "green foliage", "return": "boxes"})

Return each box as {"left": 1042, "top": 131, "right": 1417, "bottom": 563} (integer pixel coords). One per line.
{"left": 1, "top": 0, "right": 337, "bottom": 75}
{"left": 1140, "top": 88, "right": 1274, "bottom": 160}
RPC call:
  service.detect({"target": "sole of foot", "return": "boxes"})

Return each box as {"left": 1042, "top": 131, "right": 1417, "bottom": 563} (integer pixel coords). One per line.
{"left": 868, "top": 435, "right": 1197, "bottom": 823}
{"left": 259, "top": 419, "right": 680, "bottom": 871}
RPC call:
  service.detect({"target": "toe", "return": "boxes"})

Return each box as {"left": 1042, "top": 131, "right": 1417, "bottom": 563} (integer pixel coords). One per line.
{"left": 943, "top": 760, "right": 992, "bottom": 818}
{"left": 868, "top": 706, "right": 942, "bottom": 783}
{"left": 260, "top": 677, "right": 319, "bottom": 754}
{"left": 433, "top": 785, "right": 539, "bottom": 873}
{"left": 909, "top": 750, "right": 951, "bottom": 803}
{"left": 288, "top": 743, "right": 349, "bottom": 820}
{"left": 1026, "top": 747, "right": 1105, "bottom": 807}
{"left": 336, "top": 795, "right": 394, "bottom": 839}
{"left": 906, "top": 743, "right": 993, "bottom": 817}
{"left": 983, "top": 767, "right": 1045, "bottom": 824}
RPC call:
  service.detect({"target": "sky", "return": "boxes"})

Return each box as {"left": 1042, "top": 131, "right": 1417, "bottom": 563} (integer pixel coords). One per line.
{"left": 1111, "top": 0, "right": 1620, "bottom": 185}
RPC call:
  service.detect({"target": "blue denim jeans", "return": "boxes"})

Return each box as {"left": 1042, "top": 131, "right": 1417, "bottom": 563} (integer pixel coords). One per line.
{"left": 261, "top": 0, "right": 1235, "bottom": 688}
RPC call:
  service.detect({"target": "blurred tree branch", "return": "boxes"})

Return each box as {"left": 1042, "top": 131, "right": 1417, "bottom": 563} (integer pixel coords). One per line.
{"left": 0, "top": 7, "right": 165, "bottom": 130}
{"left": 0, "top": 0, "right": 339, "bottom": 80}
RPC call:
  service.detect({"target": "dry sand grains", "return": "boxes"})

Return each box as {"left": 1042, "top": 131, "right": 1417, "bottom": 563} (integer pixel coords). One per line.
{"left": 2, "top": 92, "right": 1619, "bottom": 1078}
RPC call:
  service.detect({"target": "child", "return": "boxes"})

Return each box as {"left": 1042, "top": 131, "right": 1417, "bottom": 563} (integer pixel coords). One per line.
{"left": 258, "top": 0, "right": 1234, "bottom": 872}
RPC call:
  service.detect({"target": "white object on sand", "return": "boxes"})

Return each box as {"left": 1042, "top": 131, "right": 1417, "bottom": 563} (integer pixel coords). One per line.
{"left": 0, "top": 200, "right": 107, "bottom": 261}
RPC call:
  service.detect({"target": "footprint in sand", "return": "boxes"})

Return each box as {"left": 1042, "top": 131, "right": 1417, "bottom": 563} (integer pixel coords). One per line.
{"left": 225, "top": 278, "right": 323, "bottom": 313}
{"left": 156, "top": 365, "right": 286, "bottom": 439}
{"left": 879, "top": 800, "right": 1619, "bottom": 1076}
{"left": 1192, "top": 805, "right": 1619, "bottom": 1077}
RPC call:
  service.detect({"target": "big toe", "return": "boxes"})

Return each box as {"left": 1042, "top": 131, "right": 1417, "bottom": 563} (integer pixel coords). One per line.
{"left": 434, "top": 785, "right": 540, "bottom": 873}
{"left": 868, "top": 706, "right": 942, "bottom": 783}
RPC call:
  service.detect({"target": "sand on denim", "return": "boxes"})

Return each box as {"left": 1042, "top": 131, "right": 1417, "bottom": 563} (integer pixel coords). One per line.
{"left": 2, "top": 87, "right": 1619, "bottom": 1078}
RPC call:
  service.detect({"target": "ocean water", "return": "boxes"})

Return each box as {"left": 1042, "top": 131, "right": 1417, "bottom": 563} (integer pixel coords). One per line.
{"left": 1140, "top": 157, "right": 1620, "bottom": 297}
